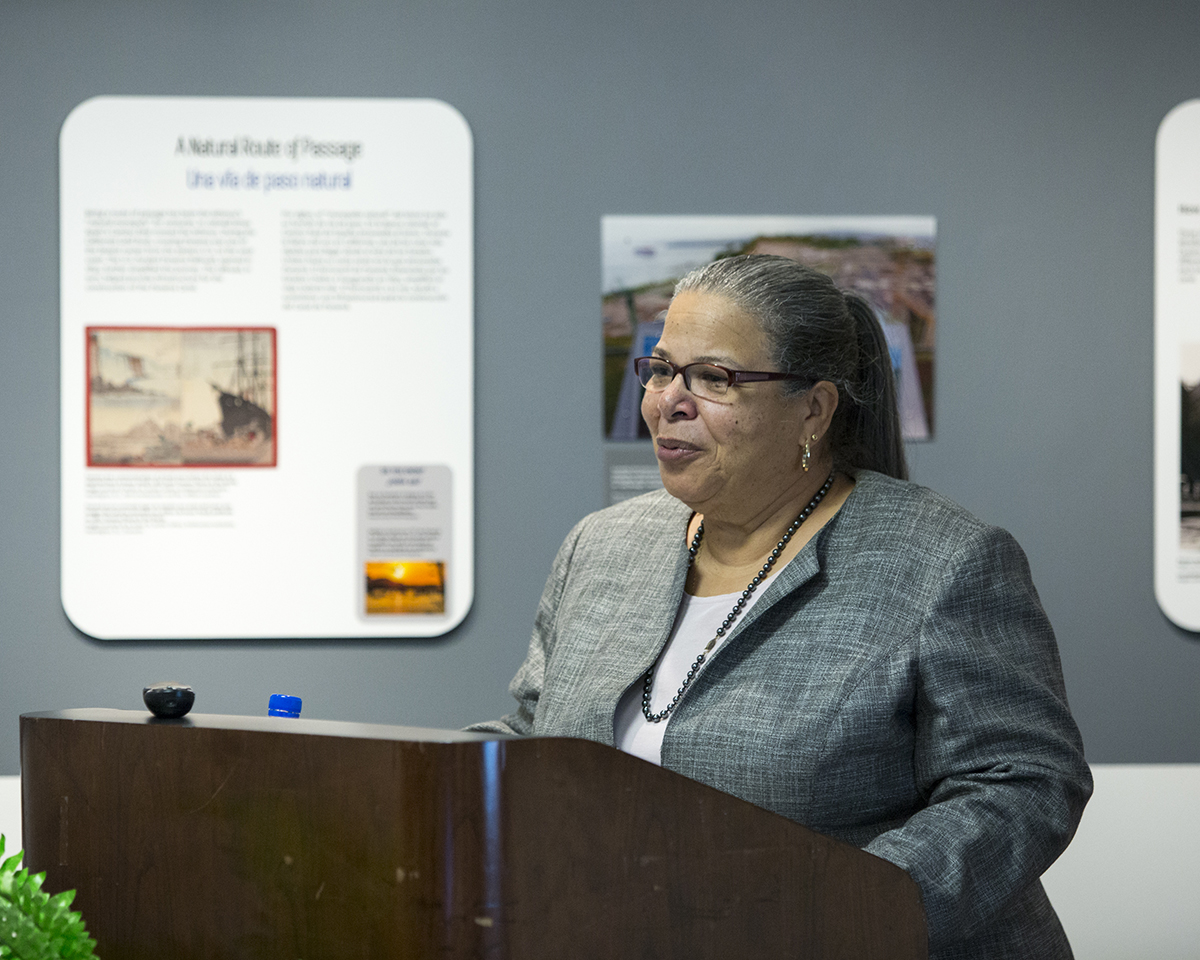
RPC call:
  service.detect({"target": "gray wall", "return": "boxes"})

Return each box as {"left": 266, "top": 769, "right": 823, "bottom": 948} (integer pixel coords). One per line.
{"left": 1, "top": 0, "right": 1197, "bottom": 774}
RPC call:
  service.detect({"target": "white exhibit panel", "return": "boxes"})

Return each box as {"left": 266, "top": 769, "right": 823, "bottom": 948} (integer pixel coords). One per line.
{"left": 1154, "top": 99, "right": 1200, "bottom": 629}
{"left": 60, "top": 96, "right": 473, "bottom": 638}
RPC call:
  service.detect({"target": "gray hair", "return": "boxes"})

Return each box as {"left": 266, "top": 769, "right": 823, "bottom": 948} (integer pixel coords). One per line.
{"left": 674, "top": 254, "right": 907, "bottom": 479}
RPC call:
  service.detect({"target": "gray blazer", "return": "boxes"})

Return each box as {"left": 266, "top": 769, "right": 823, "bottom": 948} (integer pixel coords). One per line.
{"left": 475, "top": 471, "right": 1091, "bottom": 959}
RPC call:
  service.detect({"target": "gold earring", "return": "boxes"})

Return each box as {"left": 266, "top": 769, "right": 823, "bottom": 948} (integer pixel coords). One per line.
{"left": 802, "top": 434, "right": 818, "bottom": 472}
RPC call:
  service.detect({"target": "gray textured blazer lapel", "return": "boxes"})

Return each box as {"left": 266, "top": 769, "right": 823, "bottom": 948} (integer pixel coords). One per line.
{"left": 606, "top": 493, "right": 829, "bottom": 735}
{"left": 534, "top": 492, "right": 693, "bottom": 746}
{"left": 707, "top": 528, "right": 825, "bottom": 661}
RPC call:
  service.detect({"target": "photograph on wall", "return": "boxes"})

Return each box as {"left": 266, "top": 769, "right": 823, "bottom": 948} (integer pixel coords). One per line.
{"left": 603, "top": 215, "right": 937, "bottom": 444}
{"left": 87, "top": 327, "right": 276, "bottom": 467}
{"left": 61, "top": 96, "right": 473, "bottom": 640}
{"left": 1180, "top": 343, "right": 1200, "bottom": 553}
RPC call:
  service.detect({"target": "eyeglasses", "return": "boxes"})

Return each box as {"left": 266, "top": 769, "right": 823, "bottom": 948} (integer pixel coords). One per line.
{"left": 633, "top": 356, "right": 806, "bottom": 401}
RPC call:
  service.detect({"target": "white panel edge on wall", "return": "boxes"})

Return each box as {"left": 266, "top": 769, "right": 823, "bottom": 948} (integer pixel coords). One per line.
{"left": 59, "top": 96, "right": 473, "bottom": 639}
{"left": 1154, "top": 99, "right": 1200, "bottom": 631}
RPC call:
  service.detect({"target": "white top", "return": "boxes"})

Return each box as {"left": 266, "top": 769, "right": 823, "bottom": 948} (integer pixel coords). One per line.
{"left": 613, "top": 582, "right": 771, "bottom": 765}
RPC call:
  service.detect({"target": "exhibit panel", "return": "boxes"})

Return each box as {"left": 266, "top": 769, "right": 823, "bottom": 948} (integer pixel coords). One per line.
{"left": 59, "top": 97, "right": 474, "bottom": 639}
{"left": 1154, "top": 99, "right": 1200, "bottom": 629}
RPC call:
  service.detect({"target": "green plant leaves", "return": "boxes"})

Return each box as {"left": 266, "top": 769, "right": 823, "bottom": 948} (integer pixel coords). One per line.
{"left": 0, "top": 836, "right": 97, "bottom": 960}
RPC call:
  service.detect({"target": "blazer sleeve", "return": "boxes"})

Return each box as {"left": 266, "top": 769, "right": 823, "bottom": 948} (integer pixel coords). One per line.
{"left": 863, "top": 523, "right": 1092, "bottom": 952}
{"left": 464, "top": 516, "right": 587, "bottom": 736}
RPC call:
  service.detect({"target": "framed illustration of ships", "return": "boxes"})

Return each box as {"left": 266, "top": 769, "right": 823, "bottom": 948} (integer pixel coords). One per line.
{"left": 86, "top": 327, "right": 276, "bottom": 468}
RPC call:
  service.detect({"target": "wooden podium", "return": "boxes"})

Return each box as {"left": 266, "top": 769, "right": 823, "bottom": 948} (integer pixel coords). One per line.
{"left": 20, "top": 709, "right": 926, "bottom": 959}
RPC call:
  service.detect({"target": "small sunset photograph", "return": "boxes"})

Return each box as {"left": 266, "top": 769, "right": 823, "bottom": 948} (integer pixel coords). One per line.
{"left": 364, "top": 561, "right": 445, "bottom": 615}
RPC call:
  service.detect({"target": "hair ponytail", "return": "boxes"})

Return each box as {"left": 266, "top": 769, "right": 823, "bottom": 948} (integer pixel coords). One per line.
{"left": 841, "top": 294, "right": 908, "bottom": 480}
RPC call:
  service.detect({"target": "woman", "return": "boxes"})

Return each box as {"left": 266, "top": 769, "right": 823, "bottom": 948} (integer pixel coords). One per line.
{"left": 474, "top": 255, "right": 1091, "bottom": 959}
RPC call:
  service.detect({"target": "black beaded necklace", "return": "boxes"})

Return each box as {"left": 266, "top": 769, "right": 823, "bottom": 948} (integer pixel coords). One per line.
{"left": 640, "top": 473, "right": 836, "bottom": 723}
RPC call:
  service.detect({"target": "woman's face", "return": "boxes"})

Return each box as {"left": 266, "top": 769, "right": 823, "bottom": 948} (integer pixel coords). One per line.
{"left": 641, "top": 290, "right": 812, "bottom": 523}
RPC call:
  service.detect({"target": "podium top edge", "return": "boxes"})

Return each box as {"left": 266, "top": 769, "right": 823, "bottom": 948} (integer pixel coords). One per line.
{"left": 20, "top": 708, "right": 512, "bottom": 744}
